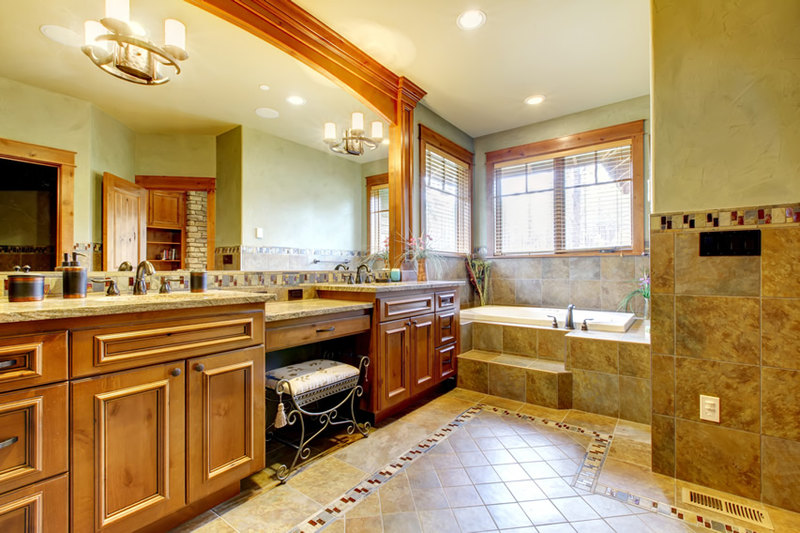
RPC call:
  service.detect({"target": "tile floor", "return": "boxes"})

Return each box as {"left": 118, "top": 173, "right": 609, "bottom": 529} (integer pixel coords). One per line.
{"left": 173, "top": 389, "right": 800, "bottom": 533}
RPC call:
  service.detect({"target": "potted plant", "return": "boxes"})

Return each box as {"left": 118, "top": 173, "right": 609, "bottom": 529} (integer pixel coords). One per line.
{"left": 405, "top": 234, "right": 436, "bottom": 281}
{"left": 465, "top": 250, "right": 492, "bottom": 306}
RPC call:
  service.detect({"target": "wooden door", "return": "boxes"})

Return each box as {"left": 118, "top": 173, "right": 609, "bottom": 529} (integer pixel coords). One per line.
{"left": 187, "top": 346, "right": 264, "bottom": 503}
{"left": 102, "top": 173, "right": 147, "bottom": 270}
{"left": 148, "top": 190, "right": 185, "bottom": 228}
{"left": 71, "top": 362, "right": 185, "bottom": 532}
{"left": 378, "top": 319, "right": 411, "bottom": 410}
{"left": 409, "top": 313, "right": 435, "bottom": 395}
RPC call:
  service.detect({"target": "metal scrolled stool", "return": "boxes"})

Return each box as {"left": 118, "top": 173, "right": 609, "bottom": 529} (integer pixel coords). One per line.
{"left": 265, "top": 355, "right": 370, "bottom": 482}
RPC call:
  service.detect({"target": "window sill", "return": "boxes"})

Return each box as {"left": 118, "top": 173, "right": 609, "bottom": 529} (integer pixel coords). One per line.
{"left": 488, "top": 249, "right": 648, "bottom": 259}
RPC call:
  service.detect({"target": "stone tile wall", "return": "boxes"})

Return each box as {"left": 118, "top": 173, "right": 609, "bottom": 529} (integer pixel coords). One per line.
{"left": 650, "top": 220, "right": 800, "bottom": 512}
{"left": 488, "top": 255, "right": 649, "bottom": 314}
{"left": 185, "top": 191, "right": 208, "bottom": 270}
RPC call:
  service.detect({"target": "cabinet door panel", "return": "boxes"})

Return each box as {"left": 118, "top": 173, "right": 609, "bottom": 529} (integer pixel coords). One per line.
{"left": 0, "top": 473, "right": 69, "bottom": 532}
{"left": 378, "top": 319, "right": 411, "bottom": 409}
{"left": 436, "top": 343, "right": 457, "bottom": 382}
{"left": 410, "top": 313, "right": 435, "bottom": 395}
{"left": 149, "top": 191, "right": 185, "bottom": 228}
{"left": 72, "top": 363, "right": 185, "bottom": 532}
{"left": 435, "top": 311, "right": 458, "bottom": 347}
{"left": 187, "top": 346, "right": 265, "bottom": 502}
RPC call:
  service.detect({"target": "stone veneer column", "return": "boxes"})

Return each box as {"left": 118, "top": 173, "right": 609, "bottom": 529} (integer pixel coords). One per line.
{"left": 185, "top": 191, "right": 207, "bottom": 270}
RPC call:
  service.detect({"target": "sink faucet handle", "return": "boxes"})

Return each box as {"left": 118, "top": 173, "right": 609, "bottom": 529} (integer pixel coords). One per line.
{"left": 546, "top": 314, "right": 559, "bottom": 328}
{"left": 91, "top": 277, "right": 120, "bottom": 296}
{"left": 581, "top": 318, "right": 594, "bottom": 331}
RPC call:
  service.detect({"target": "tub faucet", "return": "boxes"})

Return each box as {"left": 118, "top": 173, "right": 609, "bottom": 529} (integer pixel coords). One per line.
{"left": 565, "top": 304, "right": 576, "bottom": 330}
{"left": 134, "top": 260, "right": 155, "bottom": 295}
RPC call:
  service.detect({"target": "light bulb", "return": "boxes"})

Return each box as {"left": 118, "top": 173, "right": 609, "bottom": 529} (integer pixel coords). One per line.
{"left": 164, "top": 19, "right": 186, "bottom": 51}
{"left": 370, "top": 121, "right": 383, "bottom": 140}
{"left": 456, "top": 10, "right": 486, "bottom": 30}
{"left": 351, "top": 112, "right": 364, "bottom": 133}
{"left": 84, "top": 20, "right": 105, "bottom": 46}
{"left": 323, "top": 122, "right": 337, "bottom": 142}
{"left": 105, "top": 0, "right": 129, "bottom": 23}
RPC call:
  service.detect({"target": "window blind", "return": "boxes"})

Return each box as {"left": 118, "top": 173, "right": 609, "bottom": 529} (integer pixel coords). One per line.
{"left": 423, "top": 144, "right": 471, "bottom": 254}
{"left": 494, "top": 140, "right": 633, "bottom": 255}
{"left": 368, "top": 182, "right": 389, "bottom": 254}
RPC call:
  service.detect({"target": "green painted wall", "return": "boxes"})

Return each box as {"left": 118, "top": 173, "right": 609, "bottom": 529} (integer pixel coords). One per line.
{"left": 360, "top": 158, "right": 388, "bottom": 179}
{"left": 652, "top": 0, "right": 800, "bottom": 212}
{"left": 135, "top": 134, "right": 216, "bottom": 177}
{"left": 240, "top": 127, "right": 362, "bottom": 250}
{"left": 215, "top": 127, "right": 243, "bottom": 247}
{"left": 472, "top": 95, "right": 651, "bottom": 248}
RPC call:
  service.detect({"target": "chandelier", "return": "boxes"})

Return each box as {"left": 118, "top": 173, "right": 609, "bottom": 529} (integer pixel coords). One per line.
{"left": 323, "top": 113, "right": 384, "bottom": 156}
{"left": 82, "top": 0, "right": 188, "bottom": 85}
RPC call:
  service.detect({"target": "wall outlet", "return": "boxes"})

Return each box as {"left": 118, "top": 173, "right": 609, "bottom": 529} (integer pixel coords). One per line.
{"left": 699, "top": 394, "right": 720, "bottom": 423}
{"left": 255, "top": 227, "right": 263, "bottom": 239}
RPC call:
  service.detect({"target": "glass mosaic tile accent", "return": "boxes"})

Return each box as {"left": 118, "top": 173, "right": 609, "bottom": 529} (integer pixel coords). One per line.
{"left": 653, "top": 203, "right": 800, "bottom": 233}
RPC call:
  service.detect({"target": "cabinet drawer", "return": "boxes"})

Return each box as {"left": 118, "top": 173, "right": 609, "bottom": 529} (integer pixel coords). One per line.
{"left": 377, "top": 293, "right": 434, "bottom": 323}
{"left": 266, "top": 315, "right": 370, "bottom": 351}
{"left": 0, "top": 473, "right": 68, "bottom": 532}
{"left": 435, "top": 290, "right": 457, "bottom": 312}
{"left": 0, "top": 332, "right": 67, "bottom": 394}
{"left": 71, "top": 312, "right": 263, "bottom": 377}
{"left": 0, "top": 383, "right": 68, "bottom": 495}
{"left": 436, "top": 343, "right": 457, "bottom": 382}
{"left": 435, "top": 311, "right": 458, "bottom": 347}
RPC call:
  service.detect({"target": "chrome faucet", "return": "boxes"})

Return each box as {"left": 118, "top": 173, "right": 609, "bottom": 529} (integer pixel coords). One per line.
{"left": 565, "top": 304, "right": 576, "bottom": 330}
{"left": 133, "top": 260, "right": 155, "bottom": 295}
{"left": 356, "top": 264, "right": 372, "bottom": 284}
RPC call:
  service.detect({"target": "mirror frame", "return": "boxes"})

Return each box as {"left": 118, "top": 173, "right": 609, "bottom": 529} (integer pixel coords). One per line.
{"left": 0, "top": 136, "right": 75, "bottom": 263}
{"left": 186, "top": 0, "right": 426, "bottom": 265}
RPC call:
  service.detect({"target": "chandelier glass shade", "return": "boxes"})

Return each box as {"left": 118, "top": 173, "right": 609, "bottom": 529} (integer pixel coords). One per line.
{"left": 82, "top": 0, "right": 188, "bottom": 85}
{"left": 324, "top": 112, "right": 384, "bottom": 156}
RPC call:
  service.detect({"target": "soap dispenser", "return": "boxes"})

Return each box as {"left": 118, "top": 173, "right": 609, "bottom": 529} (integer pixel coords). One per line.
{"left": 62, "top": 252, "right": 88, "bottom": 299}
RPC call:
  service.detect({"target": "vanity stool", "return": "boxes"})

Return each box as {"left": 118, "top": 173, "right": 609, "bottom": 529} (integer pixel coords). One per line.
{"left": 265, "top": 356, "right": 370, "bottom": 481}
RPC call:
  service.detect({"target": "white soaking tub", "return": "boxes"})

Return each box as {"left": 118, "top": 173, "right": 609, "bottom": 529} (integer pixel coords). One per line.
{"left": 460, "top": 305, "right": 636, "bottom": 333}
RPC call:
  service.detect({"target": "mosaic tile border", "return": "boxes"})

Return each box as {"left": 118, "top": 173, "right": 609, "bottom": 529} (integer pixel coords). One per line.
{"left": 651, "top": 204, "right": 800, "bottom": 232}
{"left": 215, "top": 245, "right": 365, "bottom": 257}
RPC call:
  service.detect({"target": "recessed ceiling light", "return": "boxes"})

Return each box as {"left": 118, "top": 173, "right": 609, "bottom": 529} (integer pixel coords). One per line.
{"left": 456, "top": 10, "right": 486, "bottom": 30}
{"left": 40, "top": 25, "right": 82, "bottom": 47}
{"left": 524, "top": 94, "right": 546, "bottom": 105}
{"left": 255, "top": 107, "right": 279, "bottom": 119}
{"left": 258, "top": 84, "right": 270, "bottom": 91}
{"left": 286, "top": 95, "right": 306, "bottom": 106}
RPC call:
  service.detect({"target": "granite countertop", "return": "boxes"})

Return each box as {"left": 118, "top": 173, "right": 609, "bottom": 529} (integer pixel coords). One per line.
{"left": 264, "top": 299, "right": 373, "bottom": 323}
{"left": 565, "top": 319, "right": 650, "bottom": 345}
{"left": 315, "top": 280, "right": 464, "bottom": 293}
{"left": 0, "top": 290, "right": 274, "bottom": 323}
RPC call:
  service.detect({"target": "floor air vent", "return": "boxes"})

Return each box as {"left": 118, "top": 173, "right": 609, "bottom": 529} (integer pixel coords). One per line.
{"left": 681, "top": 488, "right": 772, "bottom": 529}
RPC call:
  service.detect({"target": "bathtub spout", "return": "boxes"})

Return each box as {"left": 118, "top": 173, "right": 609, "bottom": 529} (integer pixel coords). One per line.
{"left": 565, "top": 304, "right": 576, "bottom": 330}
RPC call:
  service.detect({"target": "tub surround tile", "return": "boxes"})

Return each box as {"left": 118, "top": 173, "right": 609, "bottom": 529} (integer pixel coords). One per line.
{"left": 516, "top": 258, "right": 542, "bottom": 280}
{"left": 502, "top": 325, "right": 538, "bottom": 356}
{"left": 762, "top": 367, "right": 800, "bottom": 441}
{"left": 491, "top": 258, "right": 519, "bottom": 280}
{"left": 541, "top": 279, "right": 571, "bottom": 308}
{"left": 572, "top": 369, "right": 619, "bottom": 418}
{"left": 488, "top": 364, "right": 526, "bottom": 402}
{"left": 651, "top": 414, "right": 675, "bottom": 477}
{"left": 761, "top": 435, "right": 800, "bottom": 513}
{"left": 651, "top": 355, "right": 675, "bottom": 416}
{"left": 568, "top": 280, "right": 602, "bottom": 309}
{"left": 674, "top": 233, "right": 760, "bottom": 296}
{"left": 675, "top": 419, "right": 761, "bottom": 501}
{"left": 569, "top": 257, "right": 601, "bottom": 280}
{"left": 542, "top": 258, "right": 570, "bottom": 279}
{"left": 537, "top": 329, "right": 567, "bottom": 362}
{"left": 460, "top": 322, "right": 473, "bottom": 353}
{"left": 761, "top": 298, "right": 800, "bottom": 370}
{"left": 490, "top": 278, "right": 515, "bottom": 305}
{"left": 762, "top": 227, "right": 800, "bottom": 297}
{"left": 569, "top": 337, "right": 618, "bottom": 373}
{"left": 675, "top": 296, "right": 760, "bottom": 364}
{"left": 525, "top": 369, "right": 570, "bottom": 409}
{"left": 600, "top": 281, "right": 638, "bottom": 314}
{"left": 618, "top": 376, "right": 651, "bottom": 424}
{"left": 618, "top": 342, "right": 650, "bottom": 378}
{"left": 457, "top": 359, "right": 488, "bottom": 394}
{"left": 650, "top": 294, "right": 675, "bottom": 355}
{"left": 473, "top": 323, "right": 503, "bottom": 352}
{"left": 514, "top": 279, "right": 543, "bottom": 306}
{"left": 650, "top": 232, "right": 674, "bottom": 294}
{"left": 601, "top": 256, "right": 636, "bottom": 281}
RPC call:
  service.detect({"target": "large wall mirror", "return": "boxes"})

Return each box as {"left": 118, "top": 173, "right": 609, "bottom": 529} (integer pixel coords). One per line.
{"left": 0, "top": 0, "right": 391, "bottom": 271}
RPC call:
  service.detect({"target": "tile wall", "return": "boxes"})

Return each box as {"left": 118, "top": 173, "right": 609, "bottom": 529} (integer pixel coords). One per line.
{"left": 650, "top": 213, "right": 800, "bottom": 512}
{"left": 488, "top": 256, "right": 649, "bottom": 314}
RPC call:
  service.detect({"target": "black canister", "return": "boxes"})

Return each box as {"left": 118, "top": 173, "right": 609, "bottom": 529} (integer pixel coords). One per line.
{"left": 190, "top": 271, "right": 207, "bottom": 293}
{"left": 62, "top": 252, "right": 87, "bottom": 299}
{"left": 8, "top": 266, "right": 45, "bottom": 302}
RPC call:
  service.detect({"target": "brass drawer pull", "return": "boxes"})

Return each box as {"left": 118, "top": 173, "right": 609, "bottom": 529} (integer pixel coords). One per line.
{"left": 0, "top": 360, "right": 15, "bottom": 369}
{"left": 316, "top": 327, "right": 335, "bottom": 333}
{"left": 0, "top": 436, "right": 19, "bottom": 449}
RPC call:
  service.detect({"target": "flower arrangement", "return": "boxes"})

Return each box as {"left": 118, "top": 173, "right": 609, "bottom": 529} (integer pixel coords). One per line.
{"left": 618, "top": 271, "right": 650, "bottom": 316}
{"left": 364, "top": 237, "right": 390, "bottom": 267}
{"left": 405, "top": 234, "right": 433, "bottom": 261}
{"left": 465, "top": 250, "right": 492, "bottom": 306}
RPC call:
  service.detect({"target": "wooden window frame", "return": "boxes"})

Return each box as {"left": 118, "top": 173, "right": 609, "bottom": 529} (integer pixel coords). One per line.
{"left": 485, "top": 120, "right": 645, "bottom": 258}
{"left": 419, "top": 125, "right": 473, "bottom": 257}
{"left": 365, "top": 173, "right": 389, "bottom": 254}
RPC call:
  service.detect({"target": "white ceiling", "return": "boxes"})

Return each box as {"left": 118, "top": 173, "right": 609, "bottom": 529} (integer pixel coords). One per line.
{"left": 295, "top": 0, "right": 651, "bottom": 138}
{"left": 0, "top": 0, "right": 650, "bottom": 156}
{"left": 0, "top": 0, "right": 388, "bottom": 161}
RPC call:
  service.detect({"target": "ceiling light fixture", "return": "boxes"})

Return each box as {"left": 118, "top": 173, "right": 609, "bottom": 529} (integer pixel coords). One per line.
{"left": 258, "top": 84, "right": 270, "bottom": 91}
{"left": 456, "top": 10, "right": 486, "bottom": 30}
{"left": 286, "top": 95, "right": 306, "bottom": 105}
{"left": 81, "top": 0, "right": 188, "bottom": 85}
{"left": 40, "top": 25, "right": 83, "bottom": 47}
{"left": 324, "top": 112, "right": 384, "bottom": 156}
{"left": 524, "top": 94, "right": 546, "bottom": 105}
{"left": 255, "top": 107, "right": 279, "bottom": 119}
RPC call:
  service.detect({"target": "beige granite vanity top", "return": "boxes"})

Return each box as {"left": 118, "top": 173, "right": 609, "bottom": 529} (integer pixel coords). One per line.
{"left": 264, "top": 299, "right": 373, "bottom": 323}
{"left": 0, "top": 290, "right": 275, "bottom": 323}
{"left": 315, "top": 280, "right": 464, "bottom": 293}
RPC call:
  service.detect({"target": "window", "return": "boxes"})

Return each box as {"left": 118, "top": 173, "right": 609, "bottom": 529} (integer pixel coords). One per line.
{"left": 420, "top": 125, "right": 473, "bottom": 254}
{"left": 366, "top": 173, "right": 389, "bottom": 254}
{"left": 487, "top": 121, "right": 645, "bottom": 256}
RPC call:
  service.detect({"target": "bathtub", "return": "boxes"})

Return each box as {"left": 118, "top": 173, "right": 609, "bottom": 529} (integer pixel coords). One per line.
{"left": 460, "top": 305, "right": 636, "bottom": 333}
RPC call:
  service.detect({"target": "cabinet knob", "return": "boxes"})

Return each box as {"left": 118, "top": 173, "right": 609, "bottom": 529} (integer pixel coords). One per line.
{"left": 194, "top": 363, "right": 205, "bottom": 372}
{"left": 170, "top": 367, "right": 182, "bottom": 377}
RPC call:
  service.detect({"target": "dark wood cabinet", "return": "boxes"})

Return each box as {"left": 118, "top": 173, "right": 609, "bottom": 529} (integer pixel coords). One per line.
{"left": 409, "top": 313, "right": 435, "bottom": 395}
{"left": 148, "top": 190, "right": 185, "bottom": 228}
{"left": 377, "top": 319, "right": 412, "bottom": 410}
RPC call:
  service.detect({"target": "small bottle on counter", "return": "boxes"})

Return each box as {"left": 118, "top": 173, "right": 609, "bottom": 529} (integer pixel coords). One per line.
{"left": 62, "top": 252, "right": 87, "bottom": 299}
